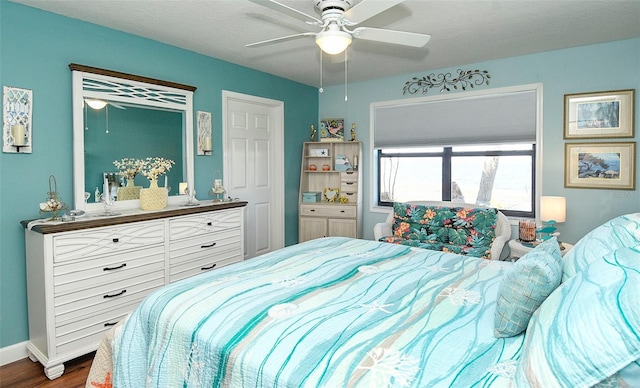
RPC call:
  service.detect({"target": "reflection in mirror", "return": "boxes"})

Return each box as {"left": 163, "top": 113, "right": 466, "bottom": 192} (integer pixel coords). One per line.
{"left": 70, "top": 63, "right": 196, "bottom": 212}
{"left": 83, "top": 102, "right": 184, "bottom": 202}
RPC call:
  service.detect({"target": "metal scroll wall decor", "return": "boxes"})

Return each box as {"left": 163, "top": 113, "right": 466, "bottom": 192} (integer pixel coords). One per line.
{"left": 403, "top": 69, "right": 491, "bottom": 95}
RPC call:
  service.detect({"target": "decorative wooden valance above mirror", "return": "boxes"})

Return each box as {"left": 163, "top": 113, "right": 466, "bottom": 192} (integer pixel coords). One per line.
{"left": 69, "top": 64, "right": 196, "bottom": 212}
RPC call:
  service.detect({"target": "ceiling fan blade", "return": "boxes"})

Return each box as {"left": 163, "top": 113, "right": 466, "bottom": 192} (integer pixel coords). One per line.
{"left": 249, "top": 0, "right": 321, "bottom": 24}
{"left": 343, "top": 0, "right": 405, "bottom": 25}
{"left": 352, "top": 27, "right": 431, "bottom": 47}
{"left": 246, "top": 32, "right": 316, "bottom": 48}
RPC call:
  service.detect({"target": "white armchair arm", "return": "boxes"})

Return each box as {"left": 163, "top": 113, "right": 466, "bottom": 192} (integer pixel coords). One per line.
{"left": 374, "top": 222, "right": 392, "bottom": 241}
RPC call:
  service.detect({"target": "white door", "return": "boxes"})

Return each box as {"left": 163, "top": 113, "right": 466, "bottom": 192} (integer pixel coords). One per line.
{"left": 223, "top": 91, "right": 284, "bottom": 259}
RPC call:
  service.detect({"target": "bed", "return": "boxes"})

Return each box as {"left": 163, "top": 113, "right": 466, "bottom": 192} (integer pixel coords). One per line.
{"left": 86, "top": 213, "right": 640, "bottom": 387}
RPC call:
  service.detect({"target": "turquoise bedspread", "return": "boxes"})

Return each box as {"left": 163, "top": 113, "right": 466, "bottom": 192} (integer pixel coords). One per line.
{"left": 113, "top": 237, "right": 524, "bottom": 387}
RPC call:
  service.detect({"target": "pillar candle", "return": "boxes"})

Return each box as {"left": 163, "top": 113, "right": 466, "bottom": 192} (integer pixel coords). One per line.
{"left": 204, "top": 136, "right": 212, "bottom": 151}
{"left": 11, "top": 124, "right": 26, "bottom": 146}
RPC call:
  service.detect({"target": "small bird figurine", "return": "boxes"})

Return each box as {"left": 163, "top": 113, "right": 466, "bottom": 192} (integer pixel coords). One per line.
{"left": 310, "top": 124, "right": 317, "bottom": 141}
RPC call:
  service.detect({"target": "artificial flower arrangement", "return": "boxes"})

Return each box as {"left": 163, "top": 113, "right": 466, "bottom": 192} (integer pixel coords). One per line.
{"left": 137, "top": 157, "right": 175, "bottom": 180}
{"left": 113, "top": 158, "right": 140, "bottom": 180}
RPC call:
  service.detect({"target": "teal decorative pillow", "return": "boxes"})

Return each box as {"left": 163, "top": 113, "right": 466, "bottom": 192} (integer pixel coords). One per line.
{"left": 562, "top": 212, "right": 640, "bottom": 282}
{"left": 494, "top": 238, "right": 562, "bottom": 337}
{"left": 514, "top": 246, "right": 640, "bottom": 387}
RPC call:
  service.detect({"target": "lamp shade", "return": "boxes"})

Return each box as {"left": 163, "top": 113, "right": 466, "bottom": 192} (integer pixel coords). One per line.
{"left": 316, "top": 28, "right": 352, "bottom": 55}
{"left": 540, "top": 196, "right": 566, "bottom": 223}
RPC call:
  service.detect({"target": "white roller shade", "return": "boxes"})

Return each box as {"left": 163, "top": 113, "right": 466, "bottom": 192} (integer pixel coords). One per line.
{"left": 373, "top": 90, "right": 536, "bottom": 147}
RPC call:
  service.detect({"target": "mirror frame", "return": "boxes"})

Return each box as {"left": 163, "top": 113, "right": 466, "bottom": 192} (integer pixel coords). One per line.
{"left": 70, "top": 64, "right": 196, "bottom": 212}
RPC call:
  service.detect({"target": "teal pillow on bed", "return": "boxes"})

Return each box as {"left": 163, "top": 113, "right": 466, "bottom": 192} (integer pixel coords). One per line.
{"left": 514, "top": 245, "right": 640, "bottom": 387}
{"left": 494, "top": 238, "right": 562, "bottom": 338}
{"left": 562, "top": 212, "right": 640, "bottom": 282}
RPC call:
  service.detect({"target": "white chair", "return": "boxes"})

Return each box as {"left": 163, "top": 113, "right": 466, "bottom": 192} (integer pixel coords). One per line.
{"left": 373, "top": 201, "right": 512, "bottom": 260}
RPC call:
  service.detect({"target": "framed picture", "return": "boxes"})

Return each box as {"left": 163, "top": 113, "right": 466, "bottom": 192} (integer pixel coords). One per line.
{"left": 564, "top": 142, "right": 636, "bottom": 190}
{"left": 319, "top": 118, "right": 344, "bottom": 142}
{"left": 564, "top": 89, "right": 635, "bottom": 139}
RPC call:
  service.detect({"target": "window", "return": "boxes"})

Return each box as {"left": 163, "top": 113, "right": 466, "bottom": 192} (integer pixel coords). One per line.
{"left": 377, "top": 143, "right": 535, "bottom": 217}
{"left": 372, "top": 85, "right": 541, "bottom": 218}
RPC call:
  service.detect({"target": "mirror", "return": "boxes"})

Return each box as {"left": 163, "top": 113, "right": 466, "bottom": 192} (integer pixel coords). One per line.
{"left": 71, "top": 64, "right": 196, "bottom": 211}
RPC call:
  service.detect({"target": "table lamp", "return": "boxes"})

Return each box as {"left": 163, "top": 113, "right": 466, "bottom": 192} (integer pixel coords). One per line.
{"left": 539, "top": 196, "right": 566, "bottom": 241}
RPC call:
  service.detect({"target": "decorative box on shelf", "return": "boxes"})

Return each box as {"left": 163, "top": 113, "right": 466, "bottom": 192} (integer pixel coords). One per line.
{"left": 302, "top": 192, "right": 322, "bottom": 202}
{"left": 334, "top": 155, "right": 352, "bottom": 171}
{"left": 309, "top": 148, "right": 329, "bottom": 157}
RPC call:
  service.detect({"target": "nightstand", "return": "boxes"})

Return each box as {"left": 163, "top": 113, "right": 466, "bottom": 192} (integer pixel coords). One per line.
{"left": 507, "top": 239, "right": 573, "bottom": 261}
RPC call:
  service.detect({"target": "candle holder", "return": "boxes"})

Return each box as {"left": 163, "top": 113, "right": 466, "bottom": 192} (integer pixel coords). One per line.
{"left": 39, "top": 175, "right": 69, "bottom": 221}
{"left": 518, "top": 220, "right": 537, "bottom": 243}
{"left": 209, "top": 179, "right": 227, "bottom": 202}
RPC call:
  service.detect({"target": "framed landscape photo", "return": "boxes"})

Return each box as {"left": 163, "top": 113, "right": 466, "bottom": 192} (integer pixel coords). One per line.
{"left": 564, "top": 89, "right": 635, "bottom": 139}
{"left": 564, "top": 142, "right": 636, "bottom": 190}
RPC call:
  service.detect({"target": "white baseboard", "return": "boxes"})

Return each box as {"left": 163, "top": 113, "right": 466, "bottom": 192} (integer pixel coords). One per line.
{"left": 0, "top": 341, "right": 28, "bottom": 366}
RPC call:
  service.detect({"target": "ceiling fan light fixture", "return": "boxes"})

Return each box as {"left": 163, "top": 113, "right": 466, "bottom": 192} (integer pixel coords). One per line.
{"left": 85, "top": 99, "right": 107, "bottom": 110}
{"left": 316, "top": 29, "right": 352, "bottom": 55}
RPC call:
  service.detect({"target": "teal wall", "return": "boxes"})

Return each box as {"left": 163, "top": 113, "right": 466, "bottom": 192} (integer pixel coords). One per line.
{"left": 319, "top": 38, "right": 640, "bottom": 245}
{"left": 0, "top": 1, "right": 317, "bottom": 347}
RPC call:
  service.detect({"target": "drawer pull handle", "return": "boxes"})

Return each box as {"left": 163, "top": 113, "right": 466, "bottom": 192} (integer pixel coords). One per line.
{"left": 104, "top": 289, "right": 126, "bottom": 298}
{"left": 201, "top": 242, "right": 217, "bottom": 248}
{"left": 310, "top": 209, "right": 315, "bottom": 212}
{"left": 112, "top": 238, "right": 119, "bottom": 243}
{"left": 104, "top": 322, "right": 118, "bottom": 327}
{"left": 345, "top": 182, "right": 354, "bottom": 185}
{"left": 201, "top": 263, "right": 217, "bottom": 270}
{"left": 103, "top": 263, "right": 126, "bottom": 271}
{"left": 340, "top": 210, "right": 345, "bottom": 213}
{"left": 207, "top": 222, "right": 213, "bottom": 226}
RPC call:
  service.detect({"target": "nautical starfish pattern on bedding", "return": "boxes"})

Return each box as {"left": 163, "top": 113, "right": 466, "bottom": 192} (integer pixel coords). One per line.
{"left": 268, "top": 303, "right": 298, "bottom": 319}
{"left": 425, "top": 265, "right": 450, "bottom": 273}
{"left": 272, "top": 276, "right": 307, "bottom": 288}
{"left": 486, "top": 360, "right": 517, "bottom": 379}
{"left": 356, "top": 347, "right": 420, "bottom": 388}
{"left": 439, "top": 287, "right": 481, "bottom": 306}
{"left": 90, "top": 371, "right": 112, "bottom": 388}
{"left": 359, "top": 301, "right": 393, "bottom": 314}
{"left": 358, "top": 265, "right": 380, "bottom": 274}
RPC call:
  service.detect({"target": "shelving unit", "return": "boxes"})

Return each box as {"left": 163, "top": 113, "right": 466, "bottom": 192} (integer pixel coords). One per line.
{"left": 298, "top": 141, "right": 362, "bottom": 242}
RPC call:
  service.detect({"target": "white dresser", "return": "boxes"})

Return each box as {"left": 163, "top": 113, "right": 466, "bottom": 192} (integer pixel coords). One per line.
{"left": 23, "top": 202, "right": 246, "bottom": 379}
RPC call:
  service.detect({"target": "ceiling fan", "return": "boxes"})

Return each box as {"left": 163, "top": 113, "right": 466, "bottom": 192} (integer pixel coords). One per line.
{"left": 246, "top": 0, "right": 431, "bottom": 55}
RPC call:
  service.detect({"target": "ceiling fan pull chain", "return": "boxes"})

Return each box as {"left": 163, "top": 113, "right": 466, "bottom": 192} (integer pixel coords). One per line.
{"left": 105, "top": 104, "right": 109, "bottom": 134}
{"left": 319, "top": 49, "right": 324, "bottom": 93}
{"left": 344, "top": 49, "right": 348, "bottom": 101}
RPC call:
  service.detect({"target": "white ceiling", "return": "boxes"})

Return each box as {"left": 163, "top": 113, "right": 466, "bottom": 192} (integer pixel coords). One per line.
{"left": 10, "top": 0, "right": 640, "bottom": 87}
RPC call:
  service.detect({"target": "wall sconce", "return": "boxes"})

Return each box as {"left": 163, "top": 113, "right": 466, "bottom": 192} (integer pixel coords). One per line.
{"left": 197, "top": 110, "right": 212, "bottom": 155}
{"left": 3, "top": 86, "right": 33, "bottom": 153}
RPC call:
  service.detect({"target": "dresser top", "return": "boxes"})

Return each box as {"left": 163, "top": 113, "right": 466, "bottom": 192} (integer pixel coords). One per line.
{"left": 22, "top": 201, "right": 247, "bottom": 234}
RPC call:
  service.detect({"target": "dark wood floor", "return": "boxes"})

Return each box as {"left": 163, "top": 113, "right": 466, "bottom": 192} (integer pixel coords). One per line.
{"left": 0, "top": 352, "right": 94, "bottom": 388}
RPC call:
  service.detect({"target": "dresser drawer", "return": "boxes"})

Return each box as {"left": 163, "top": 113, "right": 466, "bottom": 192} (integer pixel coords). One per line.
{"left": 169, "top": 228, "right": 241, "bottom": 264}
{"left": 169, "top": 209, "right": 242, "bottom": 240}
{"left": 340, "top": 192, "right": 358, "bottom": 203}
{"left": 55, "top": 270, "right": 165, "bottom": 324}
{"left": 53, "top": 246, "right": 165, "bottom": 295}
{"left": 53, "top": 221, "right": 165, "bottom": 263}
{"left": 55, "top": 300, "right": 140, "bottom": 355}
{"left": 340, "top": 181, "right": 358, "bottom": 193}
{"left": 170, "top": 247, "right": 242, "bottom": 283}
{"left": 340, "top": 171, "right": 358, "bottom": 182}
{"left": 300, "top": 204, "right": 356, "bottom": 218}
